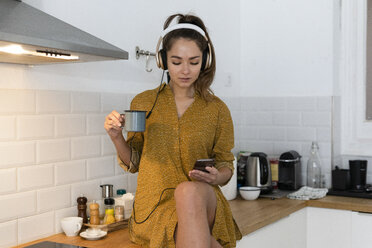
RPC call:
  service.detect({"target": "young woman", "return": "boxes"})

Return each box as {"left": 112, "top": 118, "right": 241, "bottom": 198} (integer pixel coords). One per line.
{"left": 104, "top": 14, "right": 242, "bottom": 248}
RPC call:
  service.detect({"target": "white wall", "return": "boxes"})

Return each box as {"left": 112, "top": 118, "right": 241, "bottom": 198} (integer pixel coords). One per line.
{"left": 3, "top": 0, "right": 241, "bottom": 97}
{"left": 2, "top": 0, "right": 334, "bottom": 97}
{"left": 240, "top": 0, "right": 335, "bottom": 97}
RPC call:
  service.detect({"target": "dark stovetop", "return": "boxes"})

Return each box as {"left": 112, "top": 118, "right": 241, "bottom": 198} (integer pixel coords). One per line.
{"left": 24, "top": 241, "right": 86, "bottom": 248}
{"left": 327, "top": 189, "right": 372, "bottom": 199}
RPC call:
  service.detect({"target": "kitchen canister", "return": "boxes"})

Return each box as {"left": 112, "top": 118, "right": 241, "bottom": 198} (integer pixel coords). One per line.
{"left": 221, "top": 157, "right": 237, "bottom": 200}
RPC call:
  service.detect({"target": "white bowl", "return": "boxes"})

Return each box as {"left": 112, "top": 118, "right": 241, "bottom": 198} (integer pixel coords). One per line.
{"left": 239, "top": 186, "right": 261, "bottom": 200}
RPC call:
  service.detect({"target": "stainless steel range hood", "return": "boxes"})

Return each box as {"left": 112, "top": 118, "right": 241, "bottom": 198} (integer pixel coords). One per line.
{"left": 0, "top": 0, "right": 128, "bottom": 65}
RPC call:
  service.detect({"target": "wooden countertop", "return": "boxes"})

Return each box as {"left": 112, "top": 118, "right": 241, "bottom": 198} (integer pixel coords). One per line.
{"left": 16, "top": 195, "right": 372, "bottom": 248}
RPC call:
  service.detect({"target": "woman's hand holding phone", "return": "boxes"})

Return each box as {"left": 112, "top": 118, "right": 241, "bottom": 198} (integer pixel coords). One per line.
{"left": 189, "top": 159, "right": 220, "bottom": 185}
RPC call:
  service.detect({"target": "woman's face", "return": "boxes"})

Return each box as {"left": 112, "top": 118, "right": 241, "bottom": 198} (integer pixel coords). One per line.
{"left": 167, "top": 38, "right": 203, "bottom": 90}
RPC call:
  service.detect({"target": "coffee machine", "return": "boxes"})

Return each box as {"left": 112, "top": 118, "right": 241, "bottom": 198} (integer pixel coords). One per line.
{"left": 349, "top": 160, "right": 368, "bottom": 191}
{"left": 278, "top": 150, "right": 302, "bottom": 190}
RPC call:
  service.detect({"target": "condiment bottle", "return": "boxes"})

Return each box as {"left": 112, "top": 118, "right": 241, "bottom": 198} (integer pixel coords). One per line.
{"left": 104, "top": 198, "right": 115, "bottom": 211}
{"left": 104, "top": 209, "right": 116, "bottom": 224}
{"left": 115, "top": 205, "right": 124, "bottom": 222}
{"left": 89, "top": 200, "right": 100, "bottom": 225}
{"left": 77, "top": 194, "right": 88, "bottom": 224}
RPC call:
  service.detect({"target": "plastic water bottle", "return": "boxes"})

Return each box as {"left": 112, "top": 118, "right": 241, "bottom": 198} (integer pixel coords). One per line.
{"left": 307, "top": 141, "right": 322, "bottom": 188}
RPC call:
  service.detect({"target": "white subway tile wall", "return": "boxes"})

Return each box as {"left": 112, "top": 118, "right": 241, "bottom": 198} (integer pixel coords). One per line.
{"left": 0, "top": 89, "right": 334, "bottom": 246}
{"left": 18, "top": 211, "right": 54, "bottom": 244}
{"left": 0, "top": 220, "right": 17, "bottom": 248}
{"left": 223, "top": 96, "right": 333, "bottom": 189}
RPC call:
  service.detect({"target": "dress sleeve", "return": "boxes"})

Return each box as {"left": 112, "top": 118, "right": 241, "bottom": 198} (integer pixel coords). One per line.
{"left": 116, "top": 97, "right": 145, "bottom": 173}
{"left": 213, "top": 102, "right": 235, "bottom": 185}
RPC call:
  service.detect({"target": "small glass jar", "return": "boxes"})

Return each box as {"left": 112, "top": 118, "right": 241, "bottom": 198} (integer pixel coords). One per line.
{"left": 115, "top": 205, "right": 124, "bottom": 221}
{"left": 103, "top": 208, "right": 115, "bottom": 224}
{"left": 104, "top": 198, "right": 115, "bottom": 211}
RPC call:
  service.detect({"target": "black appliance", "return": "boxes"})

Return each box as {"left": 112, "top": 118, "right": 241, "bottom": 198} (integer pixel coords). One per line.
{"left": 278, "top": 150, "right": 302, "bottom": 190}
{"left": 349, "top": 160, "right": 367, "bottom": 190}
{"left": 331, "top": 166, "right": 350, "bottom": 190}
{"left": 328, "top": 160, "right": 372, "bottom": 199}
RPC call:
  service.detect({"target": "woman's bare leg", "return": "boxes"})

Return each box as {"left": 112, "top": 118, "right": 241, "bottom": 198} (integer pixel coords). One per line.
{"left": 174, "top": 181, "right": 222, "bottom": 248}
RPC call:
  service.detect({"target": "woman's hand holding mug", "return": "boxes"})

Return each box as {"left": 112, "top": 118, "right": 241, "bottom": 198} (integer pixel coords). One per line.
{"left": 104, "top": 110, "right": 125, "bottom": 139}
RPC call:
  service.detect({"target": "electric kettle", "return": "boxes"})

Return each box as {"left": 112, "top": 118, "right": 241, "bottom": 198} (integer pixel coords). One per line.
{"left": 245, "top": 152, "right": 272, "bottom": 193}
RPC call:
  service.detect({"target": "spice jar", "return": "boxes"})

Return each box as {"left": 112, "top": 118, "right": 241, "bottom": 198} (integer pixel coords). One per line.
{"left": 115, "top": 205, "right": 124, "bottom": 222}
{"left": 104, "top": 198, "right": 115, "bottom": 210}
{"left": 104, "top": 209, "right": 115, "bottom": 224}
{"left": 89, "top": 200, "right": 100, "bottom": 225}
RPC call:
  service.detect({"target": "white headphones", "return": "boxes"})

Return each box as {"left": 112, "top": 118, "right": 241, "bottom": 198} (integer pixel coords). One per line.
{"left": 155, "top": 23, "right": 212, "bottom": 70}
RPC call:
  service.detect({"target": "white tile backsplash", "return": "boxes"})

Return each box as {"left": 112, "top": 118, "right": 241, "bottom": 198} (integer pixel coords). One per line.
{"left": 36, "top": 91, "right": 70, "bottom": 114}
{"left": 0, "top": 89, "right": 336, "bottom": 245}
{"left": 317, "top": 96, "right": 332, "bottom": 111}
{"left": 127, "top": 174, "right": 138, "bottom": 193}
{"left": 244, "top": 112, "right": 273, "bottom": 125}
{"left": 0, "top": 141, "right": 35, "bottom": 168}
{"left": 0, "top": 90, "right": 35, "bottom": 114}
{"left": 55, "top": 115, "right": 86, "bottom": 137}
{"left": 102, "top": 135, "right": 116, "bottom": 156}
{"left": 301, "top": 112, "right": 331, "bottom": 126}
{"left": 87, "top": 114, "right": 107, "bottom": 135}
{"left": 0, "top": 191, "right": 36, "bottom": 222}
{"left": 0, "top": 116, "right": 16, "bottom": 141}
{"left": 87, "top": 156, "right": 115, "bottom": 179}
{"left": 286, "top": 127, "right": 317, "bottom": 141}
{"left": 0, "top": 220, "right": 17, "bottom": 248}
{"left": 71, "top": 136, "right": 101, "bottom": 159}
{"left": 258, "top": 127, "right": 287, "bottom": 141}
{"left": 71, "top": 92, "right": 100, "bottom": 113}
{"left": 17, "top": 115, "right": 54, "bottom": 139}
{"left": 18, "top": 164, "right": 54, "bottom": 191}
{"left": 37, "top": 185, "right": 71, "bottom": 213}
{"left": 287, "top": 97, "right": 317, "bottom": 111}
{"left": 273, "top": 112, "right": 301, "bottom": 126}
{"left": 0, "top": 168, "right": 17, "bottom": 194}
{"left": 18, "top": 211, "right": 54, "bottom": 245}
{"left": 37, "top": 139, "right": 70, "bottom": 163}
{"left": 101, "top": 92, "right": 128, "bottom": 112}
{"left": 55, "top": 160, "right": 86, "bottom": 185}
{"left": 71, "top": 180, "right": 101, "bottom": 205}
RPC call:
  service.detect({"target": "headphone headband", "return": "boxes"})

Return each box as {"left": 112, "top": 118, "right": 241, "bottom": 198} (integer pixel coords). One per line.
{"left": 155, "top": 22, "right": 212, "bottom": 70}
{"left": 161, "top": 23, "right": 208, "bottom": 40}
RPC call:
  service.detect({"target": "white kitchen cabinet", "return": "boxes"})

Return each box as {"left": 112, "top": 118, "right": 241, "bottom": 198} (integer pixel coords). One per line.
{"left": 351, "top": 211, "right": 372, "bottom": 248}
{"left": 306, "top": 207, "right": 352, "bottom": 248}
{"left": 236, "top": 208, "right": 307, "bottom": 248}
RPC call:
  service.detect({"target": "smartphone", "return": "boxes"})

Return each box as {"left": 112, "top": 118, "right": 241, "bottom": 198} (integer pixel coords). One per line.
{"left": 193, "top": 159, "right": 215, "bottom": 173}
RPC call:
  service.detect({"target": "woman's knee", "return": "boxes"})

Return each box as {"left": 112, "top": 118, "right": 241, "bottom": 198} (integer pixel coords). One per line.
{"left": 174, "top": 181, "right": 211, "bottom": 204}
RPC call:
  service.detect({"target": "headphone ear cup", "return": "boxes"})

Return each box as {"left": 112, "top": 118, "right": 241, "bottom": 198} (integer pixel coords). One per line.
{"left": 160, "top": 49, "right": 167, "bottom": 70}
{"left": 201, "top": 49, "right": 208, "bottom": 71}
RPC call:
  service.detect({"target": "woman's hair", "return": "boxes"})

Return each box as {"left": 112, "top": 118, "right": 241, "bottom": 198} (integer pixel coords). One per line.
{"left": 163, "top": 14, "right": 216, "bottom": 101}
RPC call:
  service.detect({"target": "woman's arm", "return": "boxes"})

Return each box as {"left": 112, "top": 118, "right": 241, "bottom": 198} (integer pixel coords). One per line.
{"left": 104, "top": 110, "right": 132, "bottom": 166}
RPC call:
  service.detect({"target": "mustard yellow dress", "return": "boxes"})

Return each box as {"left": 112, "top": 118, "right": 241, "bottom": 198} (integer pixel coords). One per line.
{"left": 118, "top": 83, "right": 242, "bottom": 248}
